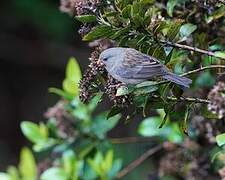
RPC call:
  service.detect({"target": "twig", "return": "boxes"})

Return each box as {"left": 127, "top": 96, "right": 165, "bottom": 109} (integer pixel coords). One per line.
{"left": 161, "top": 40, "right": 225, "bottom": 60}
{"left": 110, "top": 137, "right": 154, "bottom": 144}
{"left": 116, "top": 145, "right": 163, "bottom": 179}
{"left": 155, "top": 65, "right": 225, "bottom": 86}
{"left": 218, "top": 0, "right": 225, "bottom": 5}
{"left": 166, "top": 96, "right": 210, "bottom": 104}
{"left": 181, "top": 65, "right": 225, "bottom": 77}
{"left": 152, "top": 95, "right": 210, "bottom": 104}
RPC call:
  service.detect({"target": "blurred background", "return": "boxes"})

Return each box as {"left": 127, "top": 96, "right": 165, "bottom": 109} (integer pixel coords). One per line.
{"left": 0, "top": 0, "right": 92, "bottom": 169}
{"left": 0, "top": 2, "right": 143, "bottom": 177}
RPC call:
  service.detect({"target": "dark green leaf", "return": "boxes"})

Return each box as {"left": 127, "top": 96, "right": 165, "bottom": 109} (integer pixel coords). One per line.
{"left": 88, "top": 92, "right": 103, "bottom": 111}
{"left": 167, "top": 0, "right": 178, "bottom": 17}
{"left": 75, "top": 15, "right": 96, "bottom": 23}
{"left": 167, "top": 19, "right": 183, "bottom": 41}
{"left": 110, "top": 27, "right": 130, "bottom": 40}
{"left": 107, "top": 106, "right": 123, "bottom": 119}
{"left": 121, "top": 5, "right": 132, "bottom": 18}
{"left": 134, "top": 85, "right": 159, "bottom": 95}
{"left": 83, "top": 25, "right": 113, "bottom": 41}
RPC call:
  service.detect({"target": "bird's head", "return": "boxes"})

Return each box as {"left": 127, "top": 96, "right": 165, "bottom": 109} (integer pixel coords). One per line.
{"left": 98, "top": 48, "right": 125, "bottom": 70}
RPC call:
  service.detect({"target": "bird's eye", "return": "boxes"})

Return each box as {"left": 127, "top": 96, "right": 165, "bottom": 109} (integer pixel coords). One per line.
{"left": 102, "top": 57, "right": 108, "bottom": 61}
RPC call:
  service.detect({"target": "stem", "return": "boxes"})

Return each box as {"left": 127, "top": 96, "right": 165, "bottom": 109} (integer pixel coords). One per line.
{"left": 161, "top": 40, "right": 225, "bottom": 60}
{"left": 116, "top": 145, "right": 162, "bottom": 179}
{"left": 110, "top": 137, "right": 154, "bottom": 144}
{"left": 155, "top": 65, "right": 225, "bottom": 88}
{"left": 181, "top": 65, "right": 225, "bottom": 77}
{"left": 218, "top": 0, "right": 225, "bottom": 5}
{"left": 167, "top": 96, "right": 210, "bottom": 104}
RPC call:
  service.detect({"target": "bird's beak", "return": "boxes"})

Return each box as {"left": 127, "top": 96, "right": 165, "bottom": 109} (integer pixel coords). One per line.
{"left": 97, "top": 59, "right": 101, "bottom": 64}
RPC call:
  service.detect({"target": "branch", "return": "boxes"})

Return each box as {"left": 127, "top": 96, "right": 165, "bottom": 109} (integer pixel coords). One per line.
{"left": 161, "top": 40, "right": 225, "bottom": 60}
{"left": 156, "top": 65, "right": 225, "bottom": 86}
{"left": 152, "top": 95, "right": 210, "bottom": 104}
{"left": 110, "top": 137, "right": 155, "bottom": 144}
{"left": 116, "top": 145, "right": 162, "bottom": 179}
{"left": 166, "top": 96, "right": 210, "bottom": 104}
{"left": 181, "top": 65, "right": 225, "bottom": 77}
{"left": 218, "top": 0, "right": 225, "bottom": 5}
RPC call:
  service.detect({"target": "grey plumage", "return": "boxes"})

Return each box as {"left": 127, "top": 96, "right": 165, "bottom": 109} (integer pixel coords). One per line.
{"left": 99, "top": 47, "right": 192, "bottom": 88}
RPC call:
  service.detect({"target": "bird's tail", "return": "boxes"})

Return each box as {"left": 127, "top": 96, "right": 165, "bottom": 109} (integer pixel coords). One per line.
{"left": 163, "top": 72, "right": 192, "bottom": 88}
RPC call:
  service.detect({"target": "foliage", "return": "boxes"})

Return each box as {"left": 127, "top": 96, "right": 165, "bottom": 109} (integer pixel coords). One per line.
{"left": 0, "top": 59, "right": 122, "bottom": 180}
{"left": 1, "top": 0, "right": 225, "bottom": 179}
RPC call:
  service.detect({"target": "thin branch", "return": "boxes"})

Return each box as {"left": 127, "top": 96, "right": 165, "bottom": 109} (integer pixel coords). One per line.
{"left": 166, "top": 96, "right": 210, "bottom": 104}
{"left": 218, "top": 0, "right": 225, "bottom": 5}
{"left": 155, "top": 65, "right": 225, "bottom": 86}
{"left": 161, "top": 40, "right": 225, "bottom": 60}
{"left": 181, "top": 65, "right": 225, "bottom": 77}
{"left": 110, "top": 137, "right": 155, "bottom": 144}
{"left": 152, "top": 95, "right": 210, "bottom": 104}
{"left": 116, "top": 145, "right": 163, "bottom": 179}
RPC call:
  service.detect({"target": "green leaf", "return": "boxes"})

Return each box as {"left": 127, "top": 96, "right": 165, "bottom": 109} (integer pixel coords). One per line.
{"left": 107, "top": 106, "right": 123, "bottom": 119}
{"left": 65, "top": 58, "right": 81, "bottom": 83}
{"left": 121, "top": 5, "right": 132, "bottom": 18}
{"left": 63, "top": 150, "right": 76, "bottom": 176}
{"left": 41, "top": 168, "right": 68, "bottom": 180}
{"left": 116, "top": 86, "right": 130, "bottom": 96}
{"left": 75, "top": 15, "right": 96, "bottom": 23}
{"left": 63, "top": 57, "right": 81, "bottom": 96}
{"left": 167, "top": 20, "right": 183, "bottom": 41}
{"left": 167, "top": 123, "right": 183, "bottom": 144}
{"left": 19, "top": 148, "right": 37, "bottom": 180}
{"left": 48, "top": 88, "right": 74, "bottom": 100}
{"left": 215, "top": 51, "right": 225, "bottom": 59}
{"left": 88, "top": 92, "right": 103, "bottom": 112}
{"left": 108, "top": 159, "right": 122, "bottom": 179}
{"left": 62, "top": 150, "right": 83, "bottom": 180}
{"left": 134, "top": 85, "right": 158, "bottom": 95}
{"left": 92, "top": 113, "right": 121, "bottom": 139}
{"left": 83, "top": 25, "right": 113, "bottom": 41}
{"left": 167, "top": 0, "right": 178, "bottom": 17}
{"left": 216, "top": 133, "right": 225, "bottom": 146}
{"left": 202, "top": 105, "right": 219, "bottom": 119}
{"left": 103, "top": 150, "right": 113, "bottom": 172}
{"left": 207, "top": 6, "right": 225, "bottom": 23}
{"left": 110, "top": 27, "right": 130, "bottom": 40}
{"left": 195, "top": 71, "right": 215, "bottom": 88}
{"left": 138, "top": 116, "right": 162, "bottom": 136}
{"left": 0, "top": 173, "right": 11, "bottom": 180}
{"left": 180, "top": 23, "right": 197, "bottom": 38}
{"left": 88, "top": 152, "right": 104, "bottom": 176}
{"left": 7, "top": 166, "right": 20, "bottom": 180}
{"left": 21, "top": 121, "right": 47, "bottom": 144}
{"left": 135, "top": 81, "right": 158, "bottom": 88}
{"left": 63, "top": 79, "right": 79, "bottom": 96}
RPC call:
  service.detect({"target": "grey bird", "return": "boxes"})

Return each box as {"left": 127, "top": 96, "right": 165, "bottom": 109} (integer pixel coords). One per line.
{"left": 99, "top": 47, "right": 192, "bottom": 88}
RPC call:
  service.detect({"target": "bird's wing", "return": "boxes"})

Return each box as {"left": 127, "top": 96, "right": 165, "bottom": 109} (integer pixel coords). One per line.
{"left": 116, "top": 48, "right": 166, "bottom": 79}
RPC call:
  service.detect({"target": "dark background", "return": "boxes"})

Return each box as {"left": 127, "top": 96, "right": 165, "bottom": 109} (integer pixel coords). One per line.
{"left": 0, "top": 0, "right": 91, "bottom": 169}
{"left": 0, "top": 2, "right": 147, "bottom": 179}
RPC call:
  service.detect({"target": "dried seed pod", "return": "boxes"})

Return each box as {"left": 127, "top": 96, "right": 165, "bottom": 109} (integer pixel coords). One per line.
{"left": 60, "top": 0, "right": 101, "bottom": 16}
{"left": 208, "top": 82, "right": 225, "bottom": 119}
{"left": 45, "top": 101, "right": 76, "bottom": 139}
{"left": 105, "top": 75, "right": 131, "bottom": 107}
